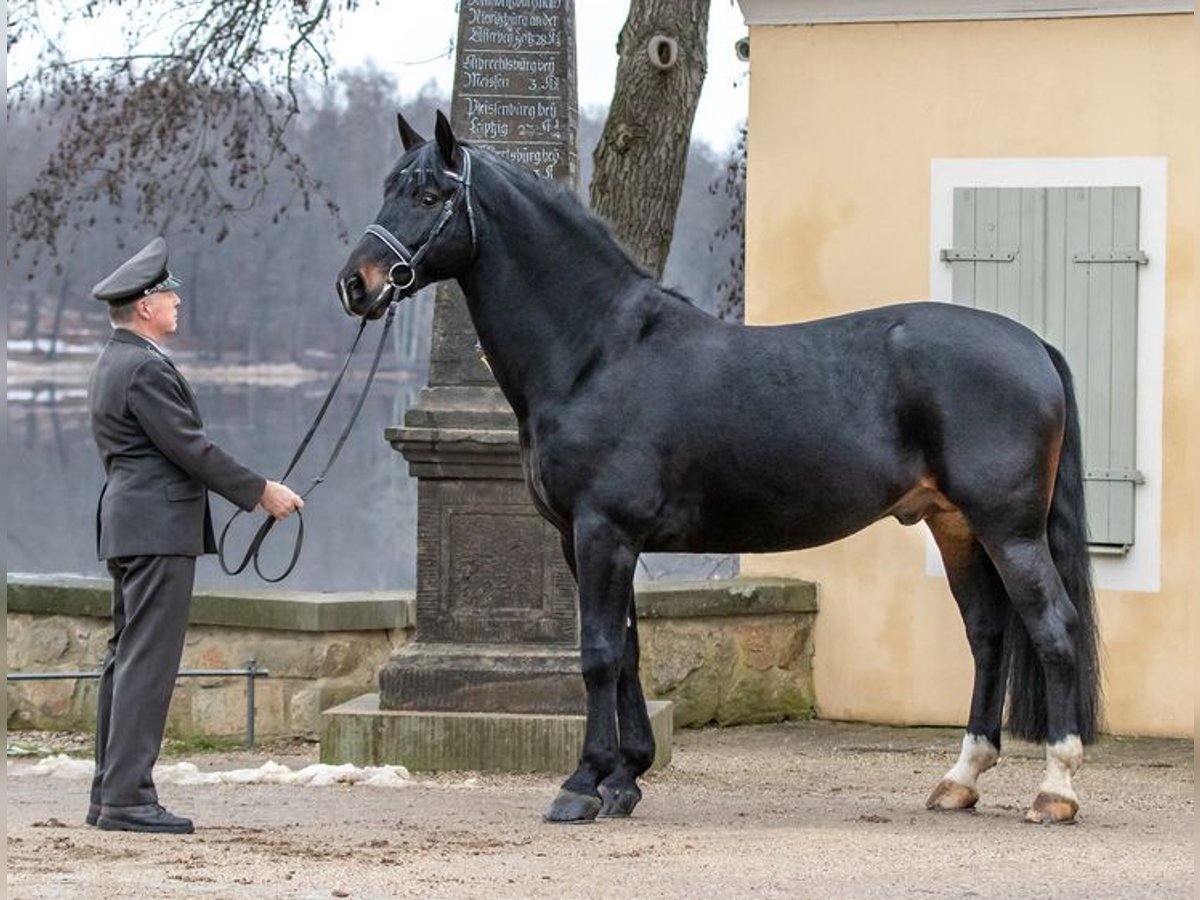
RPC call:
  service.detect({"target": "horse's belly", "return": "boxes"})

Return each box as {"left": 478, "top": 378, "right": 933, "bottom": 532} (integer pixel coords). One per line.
{"left": 645, "top": 484, "right": 893, "bottom": 554}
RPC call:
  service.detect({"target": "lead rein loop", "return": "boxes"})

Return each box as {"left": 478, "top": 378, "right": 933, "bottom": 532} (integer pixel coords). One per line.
{"left": 217, "top": 303, "right": 399, "bottom": 582}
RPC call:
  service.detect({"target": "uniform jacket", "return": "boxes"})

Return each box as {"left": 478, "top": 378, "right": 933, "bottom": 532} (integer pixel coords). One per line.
{"left": 88, "top": 329, "right": 266, "bottom": 559}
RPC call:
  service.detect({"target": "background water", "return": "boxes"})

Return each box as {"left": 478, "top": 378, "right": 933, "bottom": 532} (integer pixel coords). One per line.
{"left": 7, "top": 372, "right": 423, "bottom": 592}
{"left": 7, "top": 366, "right": 736, "bottom": 592}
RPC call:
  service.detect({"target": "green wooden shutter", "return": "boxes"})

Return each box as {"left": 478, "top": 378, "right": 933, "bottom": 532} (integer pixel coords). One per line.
{"left": 942, "top": 186, "right": 1144, "bottom": 551}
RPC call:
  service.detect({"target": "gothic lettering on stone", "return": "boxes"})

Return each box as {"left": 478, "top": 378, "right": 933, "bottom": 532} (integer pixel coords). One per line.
{"left": 453, "top": 0, "right": 576, "bottom": 183}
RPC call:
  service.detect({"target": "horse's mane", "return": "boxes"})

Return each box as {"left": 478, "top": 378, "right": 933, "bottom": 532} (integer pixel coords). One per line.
{"left": 468, "top": 143, "right": 700, "bottom": 310}
{"left": 475, "top": 145, "right": 636, "bottom": 258}
{"left": 387, "top": 140, "right": 700, "bottom": 311}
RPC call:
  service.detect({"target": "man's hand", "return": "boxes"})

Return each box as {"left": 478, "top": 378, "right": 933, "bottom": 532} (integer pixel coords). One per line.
{"left": 258, "top": 480, "right": 304, "bottom": 519}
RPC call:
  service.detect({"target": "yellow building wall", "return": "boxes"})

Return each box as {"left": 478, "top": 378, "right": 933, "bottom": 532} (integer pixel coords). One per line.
{"left": 742, "top": 14, "right": 1196, "bottom": 737}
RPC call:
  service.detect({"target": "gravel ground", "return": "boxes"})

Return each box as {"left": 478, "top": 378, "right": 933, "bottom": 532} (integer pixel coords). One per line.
{"left": 5, "top": 720, "right": 1193, "bottom": 900}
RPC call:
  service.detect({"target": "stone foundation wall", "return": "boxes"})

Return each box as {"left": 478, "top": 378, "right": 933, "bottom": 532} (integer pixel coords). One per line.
{"left": 5, "top": 576, "right": 412, "bottom": 741}
{"left": 6, "top": 575, "right": 816, "bottom": 738}
{"left": 636, "top": 580, "right": 817, "bottom": 726}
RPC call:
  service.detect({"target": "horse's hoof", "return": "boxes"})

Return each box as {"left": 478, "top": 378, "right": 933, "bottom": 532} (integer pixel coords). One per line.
{"left": 1023, "top": 792, "right": 1079, "bottom": 824}
{"left": 925, "top": 779, "right": 979, "bottom": 811}
{"left": 543, "top": 789, "right": 602, "bottom": 824}
{"left": 597, "top": 783, "right": 642, "bottom": 818}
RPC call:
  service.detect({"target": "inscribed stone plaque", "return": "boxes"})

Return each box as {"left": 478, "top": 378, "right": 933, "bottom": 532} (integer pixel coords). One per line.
{"left": 414, "top": 479, "right": 578, "bottom": 646}
{"left": 429, "top": 0, "right": 579, "bottom": 387}
{"left": 445, "top": 509, "right": 545, "bottom": 611}
{"left": 454, "top": 0, "right": 578, "bottom": 183}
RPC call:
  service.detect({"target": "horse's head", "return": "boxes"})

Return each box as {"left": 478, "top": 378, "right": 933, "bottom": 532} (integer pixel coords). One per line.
{"left": 336, "top": 111, "right": 476, "bottom": 319}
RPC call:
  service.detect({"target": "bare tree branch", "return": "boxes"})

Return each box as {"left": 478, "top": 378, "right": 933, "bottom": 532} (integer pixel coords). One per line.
{"left": 6, "top": 0, "right": 365, "bottom": 262}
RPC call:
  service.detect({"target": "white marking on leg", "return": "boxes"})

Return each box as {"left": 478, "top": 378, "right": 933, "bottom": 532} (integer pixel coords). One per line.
{"left": 943, "top": 733, "right": 999, "bottom": 789}
{"left": 1039, "top": 735, "right": 1083, "bottom": 801}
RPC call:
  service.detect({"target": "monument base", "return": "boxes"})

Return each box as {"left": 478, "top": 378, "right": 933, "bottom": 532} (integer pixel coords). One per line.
{"left": 378, "top": 642, "right": 586, "bottom": 715}
{"left": 321, "top": 693, "right": 673, "bottom": 774}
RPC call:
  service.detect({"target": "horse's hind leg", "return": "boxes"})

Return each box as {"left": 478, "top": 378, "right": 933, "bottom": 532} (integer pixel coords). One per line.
{"left": 598, "top": 603, "right": 655, "bottom": 817}
{"left": 926, "top": 512, "right": 1008, "bottom": 812}
{"left": 980, "top": 533, "right": 1084, "bottom": 824}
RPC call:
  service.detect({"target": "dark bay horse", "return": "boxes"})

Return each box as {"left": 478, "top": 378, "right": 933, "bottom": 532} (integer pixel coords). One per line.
{"left": 337, "top": 112, "right": 1101, "bottom": 825}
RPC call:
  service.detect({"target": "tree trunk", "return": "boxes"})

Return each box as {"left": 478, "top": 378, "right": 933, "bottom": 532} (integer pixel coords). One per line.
{"left": 590, "top": 0, "right": 710, "bottom": 280}
{"left": 23, "top": 290, "right": 39, "bottom": 340}
{"left": 46, "top": 262, "right": 72, "bottom": 361}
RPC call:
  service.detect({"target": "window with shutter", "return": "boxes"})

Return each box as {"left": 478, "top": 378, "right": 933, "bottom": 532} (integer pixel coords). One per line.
{"left": 942, "top": 186, "right": 1145, "bottom": 552}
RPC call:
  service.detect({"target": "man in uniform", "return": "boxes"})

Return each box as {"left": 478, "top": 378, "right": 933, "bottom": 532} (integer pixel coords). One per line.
{"left": 86, "top": 236, "right": 303, "bottom": 834}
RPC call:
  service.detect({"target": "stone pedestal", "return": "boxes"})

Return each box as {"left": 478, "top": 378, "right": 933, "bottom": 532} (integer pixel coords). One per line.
{"left": 376, "top": 0, "right": 585, "bottom": 724}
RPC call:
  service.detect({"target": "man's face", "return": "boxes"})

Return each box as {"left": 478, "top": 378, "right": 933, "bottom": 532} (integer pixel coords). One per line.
{"left": 140, "top": 290, "right": 180, "bottom": 339}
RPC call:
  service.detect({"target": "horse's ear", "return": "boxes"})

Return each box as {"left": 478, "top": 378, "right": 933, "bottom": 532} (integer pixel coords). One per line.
{"left": 397, "top": 113, "right": 426, "bottom": 152}
{"left": 434, "top": 110, "right": 461, "bottom": 170}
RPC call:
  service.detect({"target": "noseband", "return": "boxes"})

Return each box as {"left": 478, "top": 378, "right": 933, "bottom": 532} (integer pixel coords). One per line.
{"left": 342, "top": 148, "right": 477, "bottom": 317}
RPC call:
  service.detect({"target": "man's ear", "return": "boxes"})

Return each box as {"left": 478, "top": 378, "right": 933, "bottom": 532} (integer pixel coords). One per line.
{"left": 397, "top": 113, "right": 426, "bottom": 152}
{"left": 434, "top": 110, "right": 460, "bottom": 170}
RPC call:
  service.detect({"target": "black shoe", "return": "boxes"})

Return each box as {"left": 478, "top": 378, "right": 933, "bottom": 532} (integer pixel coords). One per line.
{"left": 86, "top": 803, "right": 101, "bottom": 826}
{"left": 97, "top": 803, "right": 194, "bottom": 834}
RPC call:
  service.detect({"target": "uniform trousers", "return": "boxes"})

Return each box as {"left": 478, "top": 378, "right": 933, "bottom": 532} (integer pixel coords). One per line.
{"left": 90, "top": 554, "right": 196, "bottom": 808}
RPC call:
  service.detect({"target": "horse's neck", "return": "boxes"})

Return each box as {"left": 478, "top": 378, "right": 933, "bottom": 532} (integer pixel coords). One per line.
{"left": 459, "top": 169, "right": 646, "bottom": 419}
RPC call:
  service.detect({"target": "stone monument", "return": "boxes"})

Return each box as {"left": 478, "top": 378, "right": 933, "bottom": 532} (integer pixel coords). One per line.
{"left": 323, "top": 0, "right": 673, "bottom": 773}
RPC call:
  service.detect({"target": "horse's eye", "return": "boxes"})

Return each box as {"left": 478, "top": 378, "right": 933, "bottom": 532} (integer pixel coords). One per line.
{"left": 419, "top": 192, "right": 439, "bottom": 208}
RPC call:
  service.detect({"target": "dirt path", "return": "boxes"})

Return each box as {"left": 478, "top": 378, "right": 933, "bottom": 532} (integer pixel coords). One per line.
{"left": 6, "top": 720, "right": 1193, "bottom": 899}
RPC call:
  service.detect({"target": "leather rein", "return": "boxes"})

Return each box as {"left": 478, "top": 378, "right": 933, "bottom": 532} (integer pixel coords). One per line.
{"left": 220, "top": 149, "right": 476, "bottom": 582}
{"left": 217, "top": 304, "right": 397, "bottom": 582}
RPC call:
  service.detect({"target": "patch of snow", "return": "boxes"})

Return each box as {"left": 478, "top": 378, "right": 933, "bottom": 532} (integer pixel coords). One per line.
{"left": 7, "top": 754, "right": 415, "bottom": 788}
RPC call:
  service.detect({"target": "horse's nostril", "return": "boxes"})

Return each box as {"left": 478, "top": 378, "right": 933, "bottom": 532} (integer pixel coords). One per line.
{"left": 337, "top": 273, "right": 367, "bottom": 316}
{"left": 337, "top": 275, "right": 364, "bottom": 302}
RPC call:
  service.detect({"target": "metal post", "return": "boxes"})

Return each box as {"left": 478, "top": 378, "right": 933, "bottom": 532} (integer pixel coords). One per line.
{"left": 246, "top": 658, "right": 257, "bottom": 749}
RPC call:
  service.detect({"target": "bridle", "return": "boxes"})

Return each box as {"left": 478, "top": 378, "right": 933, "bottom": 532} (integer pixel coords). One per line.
{"left": 339, "top": 147, "right": 477, "bottom": 318}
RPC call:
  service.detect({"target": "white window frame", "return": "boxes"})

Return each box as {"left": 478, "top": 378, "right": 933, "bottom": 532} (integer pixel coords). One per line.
{"left": 928, "top": 157, "right": 1166, "bottom": 592}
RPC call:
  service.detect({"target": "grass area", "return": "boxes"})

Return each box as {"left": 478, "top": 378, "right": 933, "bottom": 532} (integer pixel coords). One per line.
{"left": 7, "top": 729, "right": 318, "bottom": 759}
{"left": 6, "top": 730, "right": 93, "bottom": 757}
{"left": 160, "top": 734, "right": 246, "bottom": 757}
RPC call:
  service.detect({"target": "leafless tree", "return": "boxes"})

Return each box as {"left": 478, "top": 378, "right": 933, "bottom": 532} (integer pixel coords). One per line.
{"left": 9, "top": 0, "right": 736, "bottom": 297}
{"left": 7, "top": 0, "right": 358, "bottom": 262}
{"left": 711, "top": 123, "right": 746, "bottom": 322}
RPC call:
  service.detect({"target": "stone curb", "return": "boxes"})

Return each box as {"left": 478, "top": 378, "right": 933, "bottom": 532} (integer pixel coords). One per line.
{"left": 5, "top": 573, "right": 413, "bottom": 632}
{"left": 6, "top": 574, "right": 816, "bottom": 631}
{"left": 634, "top": 578, "right": 818, "bottom": 619}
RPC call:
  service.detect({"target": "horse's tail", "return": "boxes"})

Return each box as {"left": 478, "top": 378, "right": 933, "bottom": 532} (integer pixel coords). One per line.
{"left": 1004, "top": 342, "right": 1102, "bottom": 745}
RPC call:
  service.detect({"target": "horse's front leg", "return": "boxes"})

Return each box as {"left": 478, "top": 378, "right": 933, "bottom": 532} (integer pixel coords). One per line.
{"left": 597, "top": 605, "right": 654, "bottom": 817}
{"left": 544, "top": 512, "right": 637, "bottom": 823}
